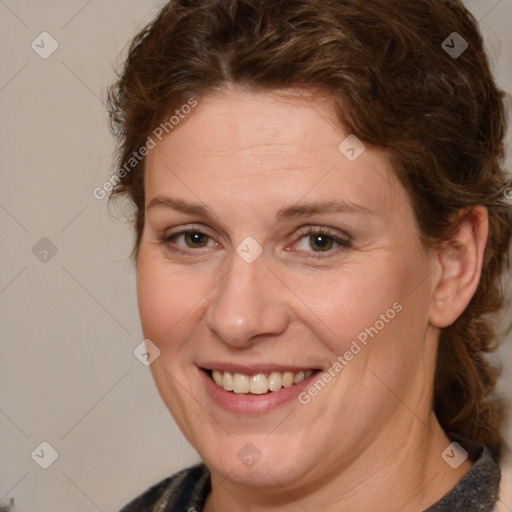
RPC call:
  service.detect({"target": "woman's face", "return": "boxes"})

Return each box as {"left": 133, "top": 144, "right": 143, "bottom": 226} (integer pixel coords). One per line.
{"left": 138, "top": 89, "right": 442, "bottom": 488}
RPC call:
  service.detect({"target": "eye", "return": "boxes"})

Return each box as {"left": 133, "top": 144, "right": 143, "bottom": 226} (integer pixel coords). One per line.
{"left": 181, "top": 231, "right": 210, "bottom": 248}
{"left": 292, "top": 228, "right": 351, "bottom": 255}
{"left": 304, "top": 233, "right": 337, "bottom": 252}
{"left": 161, "top": 229, "right": 219, "bottom": 253}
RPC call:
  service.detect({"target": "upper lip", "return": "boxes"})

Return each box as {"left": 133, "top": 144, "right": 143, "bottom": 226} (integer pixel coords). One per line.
{"left": 198, "top": 363, "right": 320, "bottom": 374}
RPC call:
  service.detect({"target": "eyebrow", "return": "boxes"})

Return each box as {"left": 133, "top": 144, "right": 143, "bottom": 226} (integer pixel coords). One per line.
{"left": 275, "top": 200, "right": 375, "bottom": 221}
{"left": 145, "top": 196, "right": 375, "bottom": 221}
{"left": 146, "top": 197, "right": 214, "bottom": 217}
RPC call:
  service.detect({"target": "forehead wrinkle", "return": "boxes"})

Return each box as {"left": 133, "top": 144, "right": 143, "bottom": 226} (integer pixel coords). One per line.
{"left": 202, "top": 141, "right": 306, "bottom": 160}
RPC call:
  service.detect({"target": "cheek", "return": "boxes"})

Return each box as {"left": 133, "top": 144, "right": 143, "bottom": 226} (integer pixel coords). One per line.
{"left": 295, "top": 257, "right": 433, "bottom": 390}
{"left": 136, "top": 250, "right": 207, "bottom": 350}
{"left": 286, "top": 260, "right": 411, "bottom": 356}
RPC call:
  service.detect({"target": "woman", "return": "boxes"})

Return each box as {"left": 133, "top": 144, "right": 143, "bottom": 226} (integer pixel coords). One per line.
{"left": 108, "top": 0, "right": 512, "bottom": 510}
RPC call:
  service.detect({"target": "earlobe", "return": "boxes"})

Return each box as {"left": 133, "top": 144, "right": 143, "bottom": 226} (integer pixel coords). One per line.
{"left": 429, "top": 207, "right": 489, "bottom": 328}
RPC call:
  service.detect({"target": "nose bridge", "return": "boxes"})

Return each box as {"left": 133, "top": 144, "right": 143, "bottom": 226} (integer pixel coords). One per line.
{"left": 206, "top": 251, "right": 289, "bottom": 347}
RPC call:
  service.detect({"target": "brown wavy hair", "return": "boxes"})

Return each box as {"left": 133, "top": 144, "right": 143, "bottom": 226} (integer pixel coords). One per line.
{"left": 107, "top": 0, "right": 512, "bottom": 460}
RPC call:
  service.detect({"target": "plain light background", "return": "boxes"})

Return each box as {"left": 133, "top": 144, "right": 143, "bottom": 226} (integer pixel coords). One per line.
{"left": 0, "top": 1, "right": 511, "bottom": 511}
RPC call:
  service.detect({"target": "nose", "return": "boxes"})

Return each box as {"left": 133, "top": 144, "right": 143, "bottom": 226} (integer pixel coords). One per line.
{"left": 205, "top": 250, "right": 290, "bottom": 348}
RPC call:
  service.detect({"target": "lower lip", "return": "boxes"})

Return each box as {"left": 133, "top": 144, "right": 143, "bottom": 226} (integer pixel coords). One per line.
{"left": 200, "top": 369, "right": 317, "bottom": 414}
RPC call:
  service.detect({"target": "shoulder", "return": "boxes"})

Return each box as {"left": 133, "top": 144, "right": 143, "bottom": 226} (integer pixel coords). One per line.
{"left": 119, "top": 463, "right": 211, "bottom": 512}
{"left": 425, "top": 444, "right": 501, "bottom": 511}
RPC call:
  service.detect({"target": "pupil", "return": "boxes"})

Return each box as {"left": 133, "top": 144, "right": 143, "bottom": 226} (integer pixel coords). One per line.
{"left": 311, "top": 234, "right": 332, "bottom": 251}
{"left": 187, "top": 232, "right": 206, "bottom": 247}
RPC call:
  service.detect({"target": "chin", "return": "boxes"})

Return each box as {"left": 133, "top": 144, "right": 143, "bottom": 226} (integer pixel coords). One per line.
{"left": 200, "top": 436, "right": 313, "bottom": 488}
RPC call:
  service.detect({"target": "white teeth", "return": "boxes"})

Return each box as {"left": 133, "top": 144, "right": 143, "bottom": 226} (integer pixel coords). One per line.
{"left": 233, "top": 373, "right": 249, "bottom": 394}
{"left": 293, "top": 371, "right": 305, "bottom": 384}
{"left": 212, "top": 370, "right": 223, "bottom": 386}
{"left": 268, "top": 371, "right": 282, "bottom": 391}
{"left": 211, "top": 369, "right": 315, "bottom": 394}
{"left": 223, "top": 371, "right": 234, "bottom": 391}
{"left": 249, "top": 374, "right": 268, "bottom": 395}
{"left": 282, "top": 371, "right": 294, "bottom": 387}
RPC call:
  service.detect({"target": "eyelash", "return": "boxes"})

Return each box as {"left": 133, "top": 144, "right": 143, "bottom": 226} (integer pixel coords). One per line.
{"left": 160, "top": 226, "right": 352, "bottom": 258}
{"left": 290, "top": 226, "right": 352, "bottom": 258}
{"left": 160, "top": 227, "right": 218, "bottom": 256}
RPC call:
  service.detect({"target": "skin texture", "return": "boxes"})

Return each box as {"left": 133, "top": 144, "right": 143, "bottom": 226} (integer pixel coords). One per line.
{"left": 137, "top": 88, "right": 487, "bottom": 511}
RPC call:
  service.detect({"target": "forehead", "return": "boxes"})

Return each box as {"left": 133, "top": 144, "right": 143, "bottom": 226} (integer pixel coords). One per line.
{"left": 144, "top": 88, "right": 405, "bottom": 218}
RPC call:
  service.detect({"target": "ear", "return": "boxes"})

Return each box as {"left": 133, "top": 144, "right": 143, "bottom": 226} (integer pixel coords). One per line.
{"left": 429, "top": 206, "right": 489, "bottom": 328}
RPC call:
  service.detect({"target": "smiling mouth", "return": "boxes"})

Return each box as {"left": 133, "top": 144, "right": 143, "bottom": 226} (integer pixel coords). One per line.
{"left": 205, "top": 369, "right": 319, "bottom": 395}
